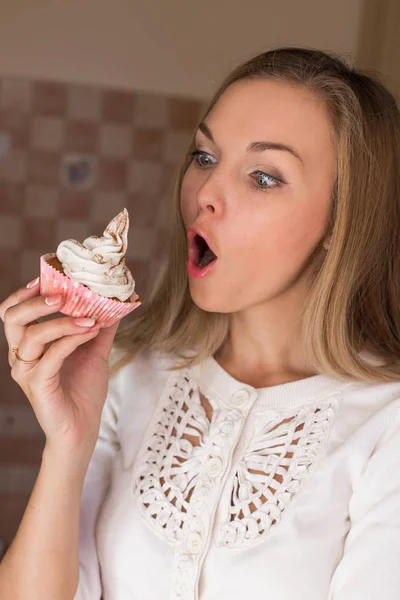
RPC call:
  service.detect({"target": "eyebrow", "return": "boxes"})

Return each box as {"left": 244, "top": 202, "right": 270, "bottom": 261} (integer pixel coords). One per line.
{"left": 197, "top": 122, "right": 304, "bottom": 166}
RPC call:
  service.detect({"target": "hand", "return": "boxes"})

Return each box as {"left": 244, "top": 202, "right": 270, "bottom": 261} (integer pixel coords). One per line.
{"left": 0, "top": 277, "right": 121, "bottom": 455}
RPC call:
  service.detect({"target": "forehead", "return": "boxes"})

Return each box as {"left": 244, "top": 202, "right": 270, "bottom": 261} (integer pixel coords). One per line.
{"left": 204, "top": 79, "right": 335, "bottom": 165}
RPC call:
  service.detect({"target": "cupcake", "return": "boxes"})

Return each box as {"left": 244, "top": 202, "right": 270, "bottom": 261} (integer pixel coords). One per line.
{"left": 40, "top": 208, "right": 142, "bottom": 327}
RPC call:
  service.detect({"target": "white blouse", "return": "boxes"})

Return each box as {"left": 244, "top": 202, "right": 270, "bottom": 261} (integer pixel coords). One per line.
{"left": 74, "top": 348, "right": 400, "bottom": 600}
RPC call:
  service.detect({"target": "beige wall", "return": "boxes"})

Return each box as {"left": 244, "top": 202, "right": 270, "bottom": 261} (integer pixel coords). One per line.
{"left": 0, "top": 0, "right": 365, "bottom": 99}
{"left": 356, "top": 0, "right": 400, "bottom": 101}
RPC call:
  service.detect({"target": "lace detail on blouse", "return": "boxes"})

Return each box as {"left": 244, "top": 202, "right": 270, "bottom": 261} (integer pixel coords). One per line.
{"left": 131, "top": 369, "right": 244, "bottom": 545}
{"left": 216, "top": 397, "right": 340, "bottom": 548}
{"left": 131, "top": 368, "right": 341, "bottom": 598}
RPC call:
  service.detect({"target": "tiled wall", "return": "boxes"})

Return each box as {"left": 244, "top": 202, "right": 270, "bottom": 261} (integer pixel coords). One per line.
{"left": 0, "top": 75, "right": 205, "bottom": 552}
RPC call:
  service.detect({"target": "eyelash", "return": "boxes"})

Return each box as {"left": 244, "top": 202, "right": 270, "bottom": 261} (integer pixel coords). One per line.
{"left": 189, "top": 149, "right": 284, "bottom": 192}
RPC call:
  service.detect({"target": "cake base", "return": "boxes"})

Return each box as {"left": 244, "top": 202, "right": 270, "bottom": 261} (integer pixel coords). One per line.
{"left": 39, "top": 253, "right": 142, "bottom": 328}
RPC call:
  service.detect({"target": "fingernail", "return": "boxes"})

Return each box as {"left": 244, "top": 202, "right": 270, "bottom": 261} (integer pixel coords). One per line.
{"left": 27, "top": 277, "right": 40, "bottom": 289}
{"left": 45, "top": 295, "right": 63, "bottom": 306}
{"left": 75, "top": 317, "right": 96, "bottom": 327}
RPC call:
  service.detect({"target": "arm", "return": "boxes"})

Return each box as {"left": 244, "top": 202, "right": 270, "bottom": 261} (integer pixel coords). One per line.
{"left": 0, "top": 280, "right": 123, "bottom": 600}
{"left": 0, "top": 447, "right": 92, "bottom": 600}
{"left": 328, "top": 408, "right": 400, "bottom": 599}
{"left": 0, "top": 373, "right": 121, "bottom": 600}
{"left": 73, "top": 373, "right": 121, "bottom": 600}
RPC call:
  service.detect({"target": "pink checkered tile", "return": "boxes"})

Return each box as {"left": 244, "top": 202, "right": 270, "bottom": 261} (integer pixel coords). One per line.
{"left": 98, "top": 158, "right": 127, "bottom": 190}
{"left": 0, "top": 77, "right": 32, "bottom": 113}
{"left": 0, "top": 215, "right": 22, "bottom": 249}
{"left": 24, "top": 185, "right": 60, "bottom": 218}
{"left": 0, "top": 150, "right": 27, "bottom": 183}
{"left": 66, "top": 121, "right": 98, "bottom": 153}
{"left": 27, "top": 150, "right": 61, "bottom": 185}
{"left": 102, "top": 90, "right": 135, "bottom": 123}
{"left": 59, "top": 189, "right": 93, "bottom": 219}
{"left": 30, "top": 117, "right": 65, "bottom": 151}
{"left": 0, "top": 183, "right": 24, "bottom": 215}
{"left": 33, "top": 81, "right": 67, "bottom": 117}
{"left": 99, "top": 124, "right": 132, "bottom": 159}
{"left": 23, "top": 218, "right": 56, "bottom": 251}
{"left": 68, "top": 85, "right": 102, "bottom": 122}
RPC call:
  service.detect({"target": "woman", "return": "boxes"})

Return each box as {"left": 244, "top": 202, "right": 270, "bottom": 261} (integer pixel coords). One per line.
{"left": 1, "top": 46, "right": 400, "bottom": 599}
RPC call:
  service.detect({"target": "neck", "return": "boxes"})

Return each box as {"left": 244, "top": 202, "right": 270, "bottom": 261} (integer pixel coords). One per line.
{"left": 214, "top": 292, "right": 317, "bottom": 388}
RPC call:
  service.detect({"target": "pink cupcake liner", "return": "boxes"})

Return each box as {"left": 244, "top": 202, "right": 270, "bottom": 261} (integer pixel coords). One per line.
{"left": 39, "top": 253, "right": 142, "bottom": 328}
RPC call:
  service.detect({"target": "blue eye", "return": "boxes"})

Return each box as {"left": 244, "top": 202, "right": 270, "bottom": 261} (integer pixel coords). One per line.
{"left": 252, "top": 170, "right": 283, "bottom": 191}
{"left": 189, "top": 150, "right": 216, "bottom": 167}
{"left": 189, "top": 150, "right": 284, "bottom": 192}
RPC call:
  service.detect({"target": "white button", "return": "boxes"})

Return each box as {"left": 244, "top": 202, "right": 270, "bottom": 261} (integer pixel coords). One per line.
{"left": 232, "top": 389, "right": 250, "bottom": 408}
{"left": 186, "top": 532, "right": 202, "bottom": 554}
{"left": 220, "top": 421, "right": 234, "bottom": 433}
{"left": 205, "top": 456, "right": 223, "bottom": 478}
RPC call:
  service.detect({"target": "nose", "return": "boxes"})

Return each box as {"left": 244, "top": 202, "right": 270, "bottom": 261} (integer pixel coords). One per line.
{"left": 196, "top": 170, "right": 225, "bottom": 216}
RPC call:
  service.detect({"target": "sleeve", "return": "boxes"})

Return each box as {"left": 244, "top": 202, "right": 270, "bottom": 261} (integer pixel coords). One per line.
{"left": 73, "top": 357, "right": 123, "bottom": 600}
{"left": 328, "top": 408, "right": 400, "bottom": 599}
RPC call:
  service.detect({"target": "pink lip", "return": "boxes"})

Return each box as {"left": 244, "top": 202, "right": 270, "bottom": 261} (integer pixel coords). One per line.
{"left": 186, "top": 226, "right": 218, "bottom": 279}
{"left": 186, "top": 256, "right": 218, "bottom": 279}
{"left": 187, "top": 226, "right": 218, "bottom": 257}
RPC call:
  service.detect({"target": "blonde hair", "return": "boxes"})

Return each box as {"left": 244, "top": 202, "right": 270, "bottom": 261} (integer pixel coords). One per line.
{"left": 110, "top": 46, "right": 400, "bottom": 383}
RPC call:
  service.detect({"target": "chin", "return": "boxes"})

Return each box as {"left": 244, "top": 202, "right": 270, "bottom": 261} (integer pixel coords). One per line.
{"left": 189, "top": 285, "right": 237, "bottom": 314}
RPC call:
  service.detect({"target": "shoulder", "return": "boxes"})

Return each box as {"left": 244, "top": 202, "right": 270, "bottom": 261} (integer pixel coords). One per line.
{"left": 338, "top": 377, "right": 400, "bottom": 449}
{"left": 342, "top": 377, "right": 400, "bottom": 415}
{"left": 106, "top": 347, "right": 182, "bottom": 462}
{"left": 346, "top": 350, "right": 400, "bottom": 422}
{"left": 108, "top": 345, "right": 182, "bottom": 417}
{"left": 109, "top": 344, "right": 180, "bottom": 391}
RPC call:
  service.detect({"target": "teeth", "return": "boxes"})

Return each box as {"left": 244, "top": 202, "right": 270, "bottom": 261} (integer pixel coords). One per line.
{"left": 198, "top": 248, "right": 216, "bottom": 268}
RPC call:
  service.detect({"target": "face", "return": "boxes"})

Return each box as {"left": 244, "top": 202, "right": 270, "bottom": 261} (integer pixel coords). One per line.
{"left": 180, "top": 79, "right": 336, "bottom": 314}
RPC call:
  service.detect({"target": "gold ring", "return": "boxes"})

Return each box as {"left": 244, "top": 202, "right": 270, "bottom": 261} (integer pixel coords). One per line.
{"left": 12, "top": 347, "right": 44, "bottom": 364}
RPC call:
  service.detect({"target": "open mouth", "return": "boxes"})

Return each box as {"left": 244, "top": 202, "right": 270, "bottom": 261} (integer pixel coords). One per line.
{"left": 194, "top": 234, "right": 218, "bottom": 268}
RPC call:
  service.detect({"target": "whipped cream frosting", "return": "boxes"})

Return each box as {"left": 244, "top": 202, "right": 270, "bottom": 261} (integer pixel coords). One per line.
{"left": 56, "top": 208, "right": 136, "bottom": 301}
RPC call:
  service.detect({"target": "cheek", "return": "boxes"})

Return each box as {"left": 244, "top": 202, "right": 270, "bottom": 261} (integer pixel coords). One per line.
{"left": 274, "top": 193, "right": 331, "bottom": 261}
{"left": 234, "top": 208, "right": 322, "bottom": 277}
{"left": 267, "top": 215, "right": 315, "bottom": 260}
{"left": 180, "top": 175, "right": 197, "bottom": 227}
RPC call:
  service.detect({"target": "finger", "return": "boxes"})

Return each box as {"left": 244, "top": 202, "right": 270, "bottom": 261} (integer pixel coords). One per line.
{"left": 34, "top": 328, "right": 101, "bottom": 382}
{"left": 4, "top": 293, "right": 66, "bottom": 365}
{"left": 84, "top": 320, "right": 120, "bottom": 362}
{"left": 0, "top": 277, "right": 41, "bottom": 322}
{"left": 10, "top": 315, "right": 99, "bottom": 369}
